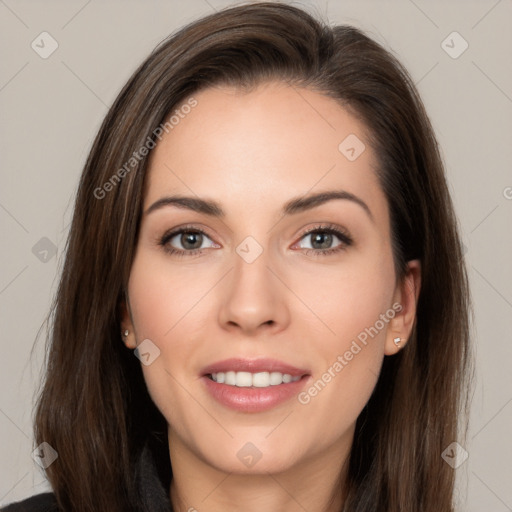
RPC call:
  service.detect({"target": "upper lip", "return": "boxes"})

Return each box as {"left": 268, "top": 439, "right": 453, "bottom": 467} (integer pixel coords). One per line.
{"left": 201, "top": 358, "right": 310, "bottom": 378}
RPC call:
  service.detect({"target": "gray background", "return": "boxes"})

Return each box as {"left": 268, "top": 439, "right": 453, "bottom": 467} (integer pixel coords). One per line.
{"left": 1, "top": 0, "right": 511, "bottom": 510}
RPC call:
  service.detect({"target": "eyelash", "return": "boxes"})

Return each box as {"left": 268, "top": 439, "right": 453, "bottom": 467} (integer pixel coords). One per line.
{"left": 158, "top": 223, "right": 353, "bottom": 258}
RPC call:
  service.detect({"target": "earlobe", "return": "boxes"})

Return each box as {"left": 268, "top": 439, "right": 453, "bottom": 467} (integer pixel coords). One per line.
{"left": 121, "top": 327, "right": 137, "bottom": 349}
{"left": 385, "top": 259, "right": 421, "bottom": 355}
{"left": 119, "top": 295, "right": 137, "bottom": 349}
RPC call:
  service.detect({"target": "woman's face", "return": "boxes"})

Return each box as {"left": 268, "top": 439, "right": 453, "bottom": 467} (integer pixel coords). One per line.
{"left": 123, "top": 81, "right": 418, "bottom": 476}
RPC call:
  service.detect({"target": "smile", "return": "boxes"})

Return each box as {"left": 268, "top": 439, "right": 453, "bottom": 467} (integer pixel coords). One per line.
{"left": 209, "top": 371, "right": 301, "bottom": 387}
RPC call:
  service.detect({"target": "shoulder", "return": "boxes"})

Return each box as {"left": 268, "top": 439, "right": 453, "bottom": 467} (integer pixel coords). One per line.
{"left": 1, "top": 492, "right": 58, "bottom": 512}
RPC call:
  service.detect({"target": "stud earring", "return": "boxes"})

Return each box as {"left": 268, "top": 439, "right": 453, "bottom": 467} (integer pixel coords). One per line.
{"left": 123, "top": 329, "right": 129, "bottom": 337}
{"left": 393, "top": 337, "right": 401, "bottom": 348}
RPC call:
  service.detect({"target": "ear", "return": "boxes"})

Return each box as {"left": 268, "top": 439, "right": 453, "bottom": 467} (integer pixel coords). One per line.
{"left": 119, "top": 293, "right": 137, "bottom": 349}
{"left": 385, "top": 259, "right": 421, "bottom": 355}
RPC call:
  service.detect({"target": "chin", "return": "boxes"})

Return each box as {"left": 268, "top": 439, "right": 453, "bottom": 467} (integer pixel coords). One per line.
{"left": 195, "top": 434, "right": 308, "bottom": 475}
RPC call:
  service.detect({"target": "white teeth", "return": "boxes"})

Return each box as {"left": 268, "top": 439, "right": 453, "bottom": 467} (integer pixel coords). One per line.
{"left": 252, "top": 372, "right": 270, "bottom": 387}
{"left": 210, "top": 371, "right": 301, "bottom": 387}
{"left": 269, "top": 371, "right": 283, "bottom": 385}
{"left": 236, "top": 371, "right": 253, "bottom": 387}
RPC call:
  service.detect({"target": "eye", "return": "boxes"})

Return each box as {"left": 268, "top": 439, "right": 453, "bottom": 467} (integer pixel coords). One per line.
{"left": 294, "top": 224, "right": 353, "bottom": 256}
{"left": 158, "top": 223, "right": 352, "bottom": 258}
{"left": 159, "top": 226, "right": 218, "bottom": 257}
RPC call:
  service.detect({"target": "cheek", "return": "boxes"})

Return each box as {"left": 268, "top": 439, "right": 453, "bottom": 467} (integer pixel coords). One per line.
{"left": 127, "top": 253, "right": 209, "bottom": 340}
{"left": 299, "top": 247, "right": 395, "bottom": 348}
{"left": 125, "top": 256, "right": 206, "bottom": 435}
{"left": 126, "top": 250, "right": 219, "bottom": 389}
{"left": 292, "top": 250, "right": 395, "bottom": 423}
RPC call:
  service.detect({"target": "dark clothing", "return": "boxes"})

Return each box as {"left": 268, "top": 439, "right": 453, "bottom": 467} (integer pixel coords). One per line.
{"left": 1, "top": 493, "right": 57, "bottom": 512}
{"left": 1, "top": 443, "right": 173, "bottom": 511}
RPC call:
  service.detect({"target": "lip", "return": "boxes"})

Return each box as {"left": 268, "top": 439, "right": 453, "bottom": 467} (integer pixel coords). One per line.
{"left": 200, "top": 358, "right": 311, "bottom": 413}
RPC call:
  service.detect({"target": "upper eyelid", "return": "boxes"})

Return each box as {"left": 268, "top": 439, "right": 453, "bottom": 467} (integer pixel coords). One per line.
{"left": 161, "top": 223, "right": 351, "bottom": 248}
{"left": 293, "top": 225, "right": 352, "bottom": 248}
{"left": 161, "top": 224, "right": 216, "bottom": 242}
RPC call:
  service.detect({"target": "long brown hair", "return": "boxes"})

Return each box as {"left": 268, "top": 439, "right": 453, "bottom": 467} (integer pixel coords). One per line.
{"left": 34, "top": 2, "right": 473, "bottom": 510}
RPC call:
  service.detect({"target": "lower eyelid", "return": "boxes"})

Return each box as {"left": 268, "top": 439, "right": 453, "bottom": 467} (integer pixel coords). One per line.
{"left": 159, "top": 225, "right": 352, "bottom": 254}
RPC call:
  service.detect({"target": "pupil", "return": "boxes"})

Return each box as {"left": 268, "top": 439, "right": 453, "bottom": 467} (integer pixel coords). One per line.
{"left": 312, "top": 232, "right": 332, "bottom": 249}
{"left": 182, "top": 232, "right": 202, "bottom": 250}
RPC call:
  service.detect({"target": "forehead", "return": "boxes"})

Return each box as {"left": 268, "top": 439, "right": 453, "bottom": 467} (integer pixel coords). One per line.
{"left": 144, "top": 81, "right": 385, "bottom": 219}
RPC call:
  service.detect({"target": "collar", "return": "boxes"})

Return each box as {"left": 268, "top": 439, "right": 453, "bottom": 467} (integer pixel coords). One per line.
{"left": 137, "top": 441, "right": 174, "bottom": 511}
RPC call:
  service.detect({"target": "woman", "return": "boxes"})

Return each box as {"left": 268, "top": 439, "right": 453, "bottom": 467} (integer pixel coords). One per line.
{"left": 3, "top": 2, "right": 472, "bottom": 511}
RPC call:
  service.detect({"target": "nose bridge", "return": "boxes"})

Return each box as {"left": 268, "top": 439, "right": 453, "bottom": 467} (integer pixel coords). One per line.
{"left": 218, "top": 234, "right": 289, "bottom": 333}
{"left": 233, "top": 236, "right": 271, "bottom": 293}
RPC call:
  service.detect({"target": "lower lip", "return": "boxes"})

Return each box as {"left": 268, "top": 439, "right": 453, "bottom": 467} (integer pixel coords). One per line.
{"left": 202, "top": 375, "right": 310, "bottom": 413}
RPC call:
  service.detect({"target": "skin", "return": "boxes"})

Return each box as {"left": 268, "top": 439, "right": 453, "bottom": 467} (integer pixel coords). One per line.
{"left": 121, "top": 81, "right": 421, "bottom": 512}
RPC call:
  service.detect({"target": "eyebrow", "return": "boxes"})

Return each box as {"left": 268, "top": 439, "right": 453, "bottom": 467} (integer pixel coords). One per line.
{"left": 145, "top": 190, "right": 373, "bottom": 221}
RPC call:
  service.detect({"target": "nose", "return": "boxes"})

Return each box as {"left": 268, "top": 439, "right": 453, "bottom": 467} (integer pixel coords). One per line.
{"left": 218, "top": 245, "right": 290, "bottom": 336}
